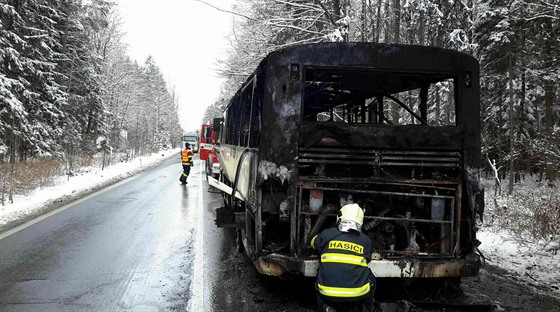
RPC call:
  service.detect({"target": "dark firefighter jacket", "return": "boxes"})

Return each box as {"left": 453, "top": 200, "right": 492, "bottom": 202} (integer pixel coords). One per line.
{"left": 181, "top": 149, "right": 193, "bottom": 166}
{"left": 310, "top": 227, "right": 374, "bottom": 301}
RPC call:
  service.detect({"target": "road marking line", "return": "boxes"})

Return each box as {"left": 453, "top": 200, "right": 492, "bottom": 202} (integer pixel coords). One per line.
{"left": 189, "top": 161, "right": 205, "bottom": 310}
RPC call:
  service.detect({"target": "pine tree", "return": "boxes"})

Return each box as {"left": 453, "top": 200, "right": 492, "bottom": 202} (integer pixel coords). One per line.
{"left": 57, "top": 0, "right": 113, "bottom": 155}
{"left": 476, "top": 0, "right": 560, "bottom": 183}
{"left": 0, "top": 0, "right": 68, "bottom": 158}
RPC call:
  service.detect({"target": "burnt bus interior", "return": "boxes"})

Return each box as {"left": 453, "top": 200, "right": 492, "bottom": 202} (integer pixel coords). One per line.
{"left": 295, "top": 66, "right": 469, "bottom": 260}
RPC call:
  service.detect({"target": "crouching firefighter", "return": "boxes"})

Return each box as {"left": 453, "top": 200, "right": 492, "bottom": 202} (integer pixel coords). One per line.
{"left": 179, "top": 142, "right": 193, "bottom": 184}
{"left": 310, "top": 203, "right": 376, "bottom": 312}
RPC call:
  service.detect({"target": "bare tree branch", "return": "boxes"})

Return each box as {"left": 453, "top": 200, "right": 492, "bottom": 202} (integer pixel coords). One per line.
{"left": 193, "top": 0, "right": 256, "bottom": 21}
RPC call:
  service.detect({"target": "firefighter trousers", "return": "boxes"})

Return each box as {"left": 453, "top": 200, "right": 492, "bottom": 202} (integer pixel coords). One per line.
{"left": 180, "top": 165, "right": 191, "bottom": 183}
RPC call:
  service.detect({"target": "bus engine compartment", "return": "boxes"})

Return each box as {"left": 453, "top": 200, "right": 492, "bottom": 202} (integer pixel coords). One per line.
{"left": 297, "top": 147, "right": 464, "bottom": 259}
{"left": 291, "top": 65, "right": 483, "bottom": 264}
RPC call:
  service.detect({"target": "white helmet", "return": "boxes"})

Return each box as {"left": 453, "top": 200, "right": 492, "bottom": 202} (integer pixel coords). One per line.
{"left": 337, "top": 203, "right": 364, "bottom": 232}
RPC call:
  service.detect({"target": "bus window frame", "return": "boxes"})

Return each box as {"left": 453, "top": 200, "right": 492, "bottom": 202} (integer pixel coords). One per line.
{"left": 301, "top": 66, "right": 459, "bottom": 127}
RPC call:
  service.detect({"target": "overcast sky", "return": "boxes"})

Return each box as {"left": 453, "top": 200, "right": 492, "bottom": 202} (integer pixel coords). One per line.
{"left": 116, "top": 0, "right": 234, "bottom": 132}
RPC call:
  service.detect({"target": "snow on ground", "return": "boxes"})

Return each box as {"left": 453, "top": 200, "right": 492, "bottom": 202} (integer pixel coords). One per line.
{"left": 477, "top": 227, "right": 560, "bottom": 297}
{"left": 0, "top": 149, "right": 180, "bottom": 229}
{"left": 478, "top": 176, "right": 560, "bottom": 298}
{"left": 1, "top": 154, "right": 559, "bottom": 299}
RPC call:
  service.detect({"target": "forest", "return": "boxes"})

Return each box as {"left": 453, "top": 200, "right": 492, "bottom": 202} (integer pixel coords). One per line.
{"left": 1, "top": 0, "right": 182, "bottom": 203}
{"left": 1, "top": 0, "right": 559, "bottom": 241}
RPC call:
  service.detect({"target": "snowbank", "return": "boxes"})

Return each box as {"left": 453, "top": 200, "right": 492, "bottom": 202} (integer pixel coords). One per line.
{"left": 0, "top": 149, "right": 180, "bottom": 231}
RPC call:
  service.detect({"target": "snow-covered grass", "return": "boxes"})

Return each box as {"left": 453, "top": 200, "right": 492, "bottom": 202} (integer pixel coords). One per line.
{"left": 478, "top": 177, "right": 560, "bottom": 297}
{"left": 482, "top": 176, "right": 560, "bottom": 249}
{"left": 0, "top": 149, "right": 180, "bottom": 230}
{"left": 1, "top": 158, "right": 559, "bottom": 298}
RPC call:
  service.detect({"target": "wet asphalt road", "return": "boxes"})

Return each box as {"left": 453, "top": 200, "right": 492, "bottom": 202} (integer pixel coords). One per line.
{"left": 0, "top": 154, "right": 232, "bottom": 312}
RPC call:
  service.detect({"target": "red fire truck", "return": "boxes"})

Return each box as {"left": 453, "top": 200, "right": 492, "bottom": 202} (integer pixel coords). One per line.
{"left": 200, "top": 122, "right": 220, "bottom": 179}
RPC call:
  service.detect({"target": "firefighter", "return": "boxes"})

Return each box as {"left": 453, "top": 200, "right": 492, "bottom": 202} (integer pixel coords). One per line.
{"left": 179, "top": 142, "right": 193, "bottom": 184}
{"left": 310, "top": 203, "right": 376, "bottom": 312}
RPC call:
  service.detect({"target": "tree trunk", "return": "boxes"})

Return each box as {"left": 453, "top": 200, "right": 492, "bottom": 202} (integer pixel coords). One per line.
{"left": 545, "top": 83, "right": 556, "bottom": 181}
{"left": 361, "top": 0, "right": 367, "bottom": 41}
{"left": 446, "top": 88, "right": 452, "bottom": 124}
{"left": 435, "top": 87, "right": 441, "bottom": 126}
{"left": 518, "top": 70, "right": 525, "bottom": 141}
{"left": 333, "top": 0, "right": 341, "bottom": 19}
{"left": 388, "top": 0, "right": 401, "bottom": 123}
{"left": 9, "top": 129, "right": 17, "bottom": 205}
{"left": 486, "top": 155, "right": 502, "bottom": 196}
{"left": 508, "top": 53, "right": 515, "bottom": 195}
{"left": 384, "top": 0, "right": 390, "bottom": 42}
{"left": 393, "top": 0, "right": 401, "bottom": 43}
{"left": 545, "top": 84, "right": 554, "bottom": 135}
{"left": 343, "top": 0, "right": 349, "bottom": 42}
{"left": 418, "top": 11, "right": 425, "bottom": 45}
{"left": 375, "top": 0, "right": 382, "bottom": 43}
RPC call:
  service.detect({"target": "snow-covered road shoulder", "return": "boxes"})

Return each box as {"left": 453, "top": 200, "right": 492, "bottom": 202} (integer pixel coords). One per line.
{"left": 0, "top": 149, "right": 180, "bottom": 234}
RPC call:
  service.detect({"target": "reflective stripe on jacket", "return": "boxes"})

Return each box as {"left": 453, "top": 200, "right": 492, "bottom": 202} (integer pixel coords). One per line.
{"left": 317, "top": 283, "right": 370, "bottom": 298}
{"left": 181, "top": 149, "right": 193, "bottom": 166}
{"left": 310, "top": 227, "right": 374, "bottom": 301}
{"left": 321, "top": 253, "right": 368, "bottom": 267}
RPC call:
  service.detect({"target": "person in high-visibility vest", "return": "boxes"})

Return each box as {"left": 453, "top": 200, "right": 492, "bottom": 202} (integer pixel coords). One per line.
{"left": 310, "top": 203, "right": 376, "bottom": 312}
{"left": 179, "top": 142, "right": 193, "bottom": 184}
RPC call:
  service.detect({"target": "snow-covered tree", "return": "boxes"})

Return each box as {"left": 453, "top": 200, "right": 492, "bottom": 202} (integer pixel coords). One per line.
{"left": 476, "top": 0, "right": 560, "bottom": 183}
{"left": 0, "top": 0, "right": 68, "bottom": 158}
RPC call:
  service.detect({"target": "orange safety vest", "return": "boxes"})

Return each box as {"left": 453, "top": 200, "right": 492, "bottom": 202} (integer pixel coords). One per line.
{"left": 181, "top": 149, "right": 193, "bottom": 166}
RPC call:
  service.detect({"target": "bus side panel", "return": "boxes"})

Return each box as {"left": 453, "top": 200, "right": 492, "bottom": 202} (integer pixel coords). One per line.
{"left": 256, "top": 59, "right": 302, "bottom": 219}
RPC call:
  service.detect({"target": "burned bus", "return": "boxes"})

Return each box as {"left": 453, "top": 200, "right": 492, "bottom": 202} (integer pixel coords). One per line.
{"left": 211, "top": 43, "right": 484, "bottom": 281}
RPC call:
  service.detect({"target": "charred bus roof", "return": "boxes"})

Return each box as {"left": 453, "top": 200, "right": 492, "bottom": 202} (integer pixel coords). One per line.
{"left": 225, "top": 43, "right": 478, "bottom": 109}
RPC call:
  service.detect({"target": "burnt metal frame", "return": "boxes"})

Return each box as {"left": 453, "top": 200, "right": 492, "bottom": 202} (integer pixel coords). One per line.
{"left": 296, "top": 143, "right": 462, "bottom": 256}
{"left": 384, "top": 94, "right": 429, "bottom": 125}
{"left": 296, "top": 62, "right": 471, "bottom": 258}
{"left": 217, "top": 43, "right": 482, "bottom": 277}
{"left": 302, "top": 66, "right": 457, "bottom": 127}
{"left": 296, "top": 183, "right": 458, "bottom": 234}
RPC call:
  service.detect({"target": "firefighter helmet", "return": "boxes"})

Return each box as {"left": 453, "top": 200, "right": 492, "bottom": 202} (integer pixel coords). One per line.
{"left": 337, "top": 203, "right": 364, "bottom": 232}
